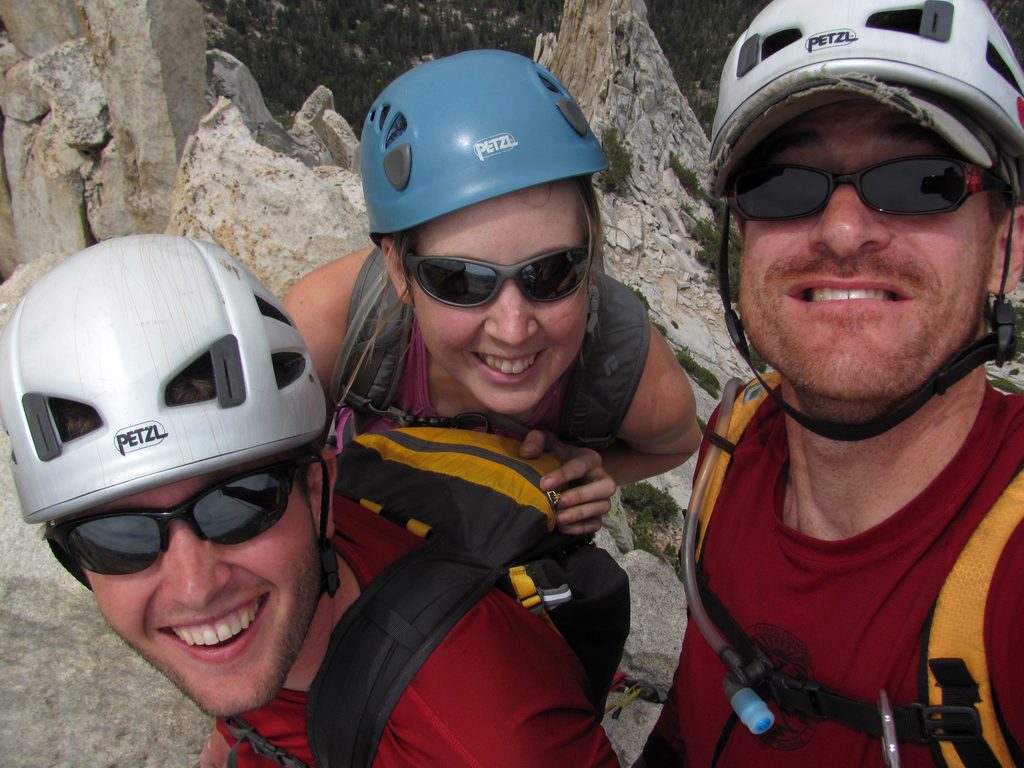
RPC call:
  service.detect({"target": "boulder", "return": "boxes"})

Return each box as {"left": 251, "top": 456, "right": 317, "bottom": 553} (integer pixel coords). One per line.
{"left": 167, "top": 98, "right": 368, "bottom": 297}
{"left": 4, "top": 114, "right": 89, "bottom": 263}
{"left": 78, "top": 0, "right": 208, "bottom": 233}
{"left": 205, "top": 48, "right": 308, "bottom": 161}
{"left": 0, "top": 0, "right": 82, "bottom": 58}
{"left": 30, "top": 38, "right": 108, "bottom": 149}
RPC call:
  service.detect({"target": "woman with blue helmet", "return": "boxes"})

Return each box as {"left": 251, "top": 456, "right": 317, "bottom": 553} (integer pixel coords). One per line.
{"left": 286, "top": 49, "right": 701, "bottom": 533}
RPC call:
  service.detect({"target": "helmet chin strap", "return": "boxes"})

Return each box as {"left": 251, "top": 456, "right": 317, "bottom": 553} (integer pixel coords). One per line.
{"left": 716, "top": 206, "right": 1017, "bottom": 442}
{"left": 314, "top": 453, "right": 340, "bottom": 598}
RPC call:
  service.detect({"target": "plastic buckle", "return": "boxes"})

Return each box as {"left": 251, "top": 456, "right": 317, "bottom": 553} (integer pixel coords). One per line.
{"left": 768, "top": 675, "right": 825, "bottom": 718}
{"left": 912, "top": 704, "right": 982, "bottom": 742}
{"left": 537, "top": 582, "right": 573, "bottom": 609}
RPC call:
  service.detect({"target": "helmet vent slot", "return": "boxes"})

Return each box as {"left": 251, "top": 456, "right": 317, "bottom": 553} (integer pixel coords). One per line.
{"left": 166, "top": 353, "right": 217, "bottom": 406}
{"left": 761, "top": 29, "right": 801, "bottom": 61}
{"left": 538, "top": 73, "right": 562, "bottom": 94}
{"left": 865, "top": 5, "right": 953, "bottom": 42}
{"left": 49, "top": 398, "right": 101, "bottom": 442}
{"left": 167, "top": 337, "right": 246, "bottom": 408}
{"left": 378, "top": 104, "right": 391, "bottom": 131}
{"left": 272, "top": 352, "right": 306, "bottom": 389}
{"left": 384, "top": 113, "right": 408, "bottom": 150}
{"left": 867, "top": 10, "right": 922, "bottom": 35}
{"left": 255, "top": 295, "right": 293, "bottom": 326}
{"left": 987, "top": 43, "right": 1023, "bottom": 96}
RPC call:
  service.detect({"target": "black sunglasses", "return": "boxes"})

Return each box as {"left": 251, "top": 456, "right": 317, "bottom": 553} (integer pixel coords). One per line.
{"left": 728, "top": 156, "right": 1011, "bottom": 221}
{"left": 45, "top": 457, "right": 316, "bottom": 577}
{"left": 405, "top": 246, "right": 590, "bottom": 307}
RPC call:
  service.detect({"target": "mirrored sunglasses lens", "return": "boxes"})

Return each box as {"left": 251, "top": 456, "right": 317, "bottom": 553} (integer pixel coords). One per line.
{"left": 521, "top": 249, "right": 589, "bottom": 300}
{"left": 193, "top": 472, "right": 287, "bottom": 544}
{"left": 862, "top": 158, "right": 964, "bottom": 213}
{"left": 735, "top": 167, "right": 830, "bottom": 219}
{"left": 417, "top": 259, "right": 498, "bottom": 305}
{"left": 68, "top": 516, "right": 161, "bottom": 575}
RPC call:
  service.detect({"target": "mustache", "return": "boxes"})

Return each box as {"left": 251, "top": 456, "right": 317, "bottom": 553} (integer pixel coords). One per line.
{"left": 762, "top": 251, "right": 934, "bottom": 291}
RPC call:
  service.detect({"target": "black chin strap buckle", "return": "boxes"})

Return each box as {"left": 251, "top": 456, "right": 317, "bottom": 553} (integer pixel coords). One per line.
{"left": 992, "top": 296, "right": 1017, "bottom": 366}
{"left": 724, "top": 308, "right": 750, "bottom": 359}
{"left": 321, "top": 542, "right": 340, "bottom": 597}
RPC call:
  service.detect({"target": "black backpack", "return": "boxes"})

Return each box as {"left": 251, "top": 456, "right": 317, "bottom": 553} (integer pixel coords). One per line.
{"left": 307, "top": 427, "right": 631, "bottom": 767}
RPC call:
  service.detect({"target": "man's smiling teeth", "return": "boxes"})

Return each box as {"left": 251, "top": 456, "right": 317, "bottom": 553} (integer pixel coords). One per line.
{"left": 173, "top": 602, "right": 257, "bottom": 647}
{"left": 808, "top": 287, "right": 893, "bottom": 302}
{"left": 483, "top": 353, "right": 536, "bottom": 374}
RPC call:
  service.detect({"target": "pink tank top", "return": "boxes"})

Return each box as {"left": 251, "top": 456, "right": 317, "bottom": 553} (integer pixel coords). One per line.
{"left": 336, "top": 322, "right": 568, "bottom": 446}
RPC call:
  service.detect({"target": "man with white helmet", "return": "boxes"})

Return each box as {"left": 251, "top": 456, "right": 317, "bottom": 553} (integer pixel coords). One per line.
{"left": 640, "top": 1, "right": 1024, "bottom": 766}
{"left": 0, "top": 235, "right": 620, "bottom": 767}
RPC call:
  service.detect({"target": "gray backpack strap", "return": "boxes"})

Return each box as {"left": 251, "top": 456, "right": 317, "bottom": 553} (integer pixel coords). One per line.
{"left": 559, "top": 273, "right": 650, "bottom": 448}
{"left": 329, "top": 248, "right": 413, "bottom": 415}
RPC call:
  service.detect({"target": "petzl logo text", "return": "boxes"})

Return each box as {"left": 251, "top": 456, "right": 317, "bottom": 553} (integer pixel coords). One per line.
{"left": 115, "top": 422, "right": 168, "bottom": 456}
{"left": 474, "top": 133, "right": 518, "bottom": 161}
{"left": 806, "top": 29, "right": 858, "bottom": 52}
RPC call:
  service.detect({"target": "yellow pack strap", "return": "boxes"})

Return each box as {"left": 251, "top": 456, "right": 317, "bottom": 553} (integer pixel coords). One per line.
{"left": 355, "top": 427, "right": 561, "bottom": 529}
{"left": 691, "top": 373, "right": 1023, "bottom": 761}
{"left": 359, "top": 500, "right": 433, "bottom": 539}
{"left": 507, "top": 564, "right": 544, "bottom": 612}
{"left": 927, "top": 471, "right": 1024, "bottom": 768}
{"left": 696, "top": 373, "right": 779, "bottom": 557}
{"left": 504, "top": 564, "right": 569, "bottom": 638}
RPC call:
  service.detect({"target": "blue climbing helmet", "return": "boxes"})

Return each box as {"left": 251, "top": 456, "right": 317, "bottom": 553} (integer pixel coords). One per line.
{"left": 360, "top": 49, "right": 608, "bottom": 241}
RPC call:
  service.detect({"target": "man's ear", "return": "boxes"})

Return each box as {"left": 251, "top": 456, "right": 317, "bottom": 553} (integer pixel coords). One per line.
{"left": 989, "top": 202, "right": 1024, "bottom": 293}
{"left": 306, "top": 447, "right": 338, "bottom": 538}
{"left": 380, "top": 235, "right": 413, "bottom": 305}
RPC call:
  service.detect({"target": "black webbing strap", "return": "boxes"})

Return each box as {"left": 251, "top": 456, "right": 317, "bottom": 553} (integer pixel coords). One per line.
{"left": 704, "top": 430, "right": 737, "bottom": 454}
{"left": 225, "top": 716, "right": 311, "bottom": 768}
{"left": 930, "top": 659, "right": 1003, "bottom": 767}
{"left": 709, "top": 711, "right": 740, "bottom": 768}
{"left": 696, "top": 570, "right": 983, "bottom": 746}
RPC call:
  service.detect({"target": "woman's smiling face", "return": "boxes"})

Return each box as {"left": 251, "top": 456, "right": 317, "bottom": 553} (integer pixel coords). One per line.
{"left": 385, "top": 180, "right": 591, "bottom": 420}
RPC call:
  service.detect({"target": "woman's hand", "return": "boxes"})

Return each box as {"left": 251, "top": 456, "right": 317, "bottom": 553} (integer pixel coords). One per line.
{"left": 519, "top": 430, "right": 616, "bottom": 536}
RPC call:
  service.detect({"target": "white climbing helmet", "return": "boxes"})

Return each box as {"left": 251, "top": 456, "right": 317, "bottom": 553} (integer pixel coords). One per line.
{"left": 0, "top": 235, "right": 325, "bottom": 524}
{"left": 710, "top": 0, "right": 1024, "bottom": 194}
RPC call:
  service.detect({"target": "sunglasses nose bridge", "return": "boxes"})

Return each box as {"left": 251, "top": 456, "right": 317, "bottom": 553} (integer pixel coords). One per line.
{"left": 161, "top": 507, "right": 210, "bottom": 553}
{"left": 819, "top": 169, "right": 876, "bottom": 213}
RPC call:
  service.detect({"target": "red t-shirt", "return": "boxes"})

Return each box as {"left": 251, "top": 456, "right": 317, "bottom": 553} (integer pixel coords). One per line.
{"left": 644, "top": 385, "right": 1024, "bottom": 767}
{"left": 217, "top": 497, "right": 618, "bottom": 767}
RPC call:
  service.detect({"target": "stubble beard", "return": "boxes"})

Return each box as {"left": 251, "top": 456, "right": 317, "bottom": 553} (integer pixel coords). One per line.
{"left": 740, "top": 249, "right": 990, "bottom": 425}
{"left": 120, "top": 533, "right": 325, "bottom": 719}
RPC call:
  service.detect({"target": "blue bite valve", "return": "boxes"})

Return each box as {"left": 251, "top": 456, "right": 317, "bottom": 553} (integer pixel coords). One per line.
{"left": 728, "top": 685, "right": 775, "bottom": 735}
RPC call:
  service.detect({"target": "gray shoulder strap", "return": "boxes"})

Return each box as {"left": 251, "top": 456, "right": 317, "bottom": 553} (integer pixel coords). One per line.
{"left": 559, "top": 273, "right": 651, "bottom": 447}
{"left": 329, "top": 248, "right": 413, "bottom": 413}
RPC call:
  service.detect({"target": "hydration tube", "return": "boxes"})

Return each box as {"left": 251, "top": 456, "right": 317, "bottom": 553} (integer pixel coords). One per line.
{"left": 680, "top": 377, "right": 775, "bottom": 736}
